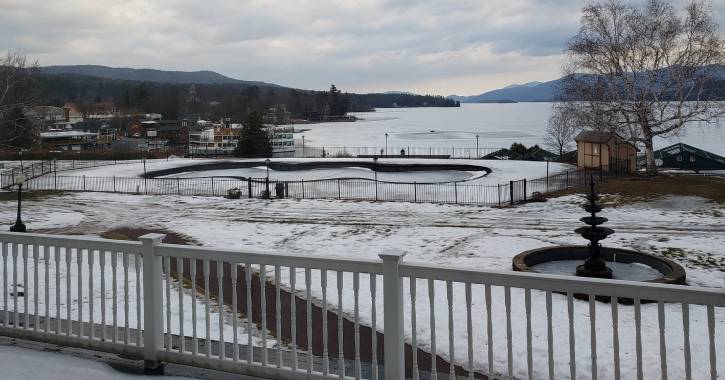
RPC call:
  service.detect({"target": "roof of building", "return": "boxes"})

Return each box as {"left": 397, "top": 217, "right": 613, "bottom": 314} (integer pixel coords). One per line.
{"left": 483, "top": 146, "right": 558, "bottom": 161}
{"left": 40, "top": 131, "right": 97, "bottom": 139}
{"left": 148, "top": 125, "right": 186, "bottom": 132}
{"left": 73, "top": 121, "right": 114, "bottom": 132}
{"left": 654, "top": 143, "right": 725, "bottom": 165}
{"left": 574, "top": 130, "right": 638, "bottom": 150}
{"left": 574, "top": 130, "right": 618, "bottom": 143}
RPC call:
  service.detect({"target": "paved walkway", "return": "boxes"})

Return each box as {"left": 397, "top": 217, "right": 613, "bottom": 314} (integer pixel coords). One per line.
{"left": 0, "top": 335, "right": 268, "bottom": 380}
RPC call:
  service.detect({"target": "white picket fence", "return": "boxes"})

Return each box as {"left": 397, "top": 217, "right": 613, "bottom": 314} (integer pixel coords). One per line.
{"left": 0, "top": 231, "right": 722, "bottom": 379}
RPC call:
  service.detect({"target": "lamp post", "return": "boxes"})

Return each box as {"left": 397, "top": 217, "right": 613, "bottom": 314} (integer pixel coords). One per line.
{"left": 10, "top": 174, "right": 26, "bottom": 232}
{"left": 373, "top": 157, "right": 378, "bottom": 201}
{"left": 302, "top": 135, "right": 305, "bottom": 157}
{"left": 546, "top": 157, "right": 550, "bottom": 192}
{"left": 265, "top": 158, "right": 271, "bottom": 198}
{"left": 384, "top": 133, "right": 388, "bottom": 156}
{"left": 476, "top": 134, "right": 480, "bottom": 158}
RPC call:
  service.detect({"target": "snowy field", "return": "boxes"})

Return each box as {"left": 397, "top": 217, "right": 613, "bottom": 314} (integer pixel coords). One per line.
{"left": 48, "top": 157, "right": 572, "bottom": 185}
{"left": 1, "top": 190, "right": 724, "bottom": 379}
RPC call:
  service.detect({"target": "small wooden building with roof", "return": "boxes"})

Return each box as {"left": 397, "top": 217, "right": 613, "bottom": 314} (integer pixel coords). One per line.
{"left": 652, "top": 143, "right": 725, "bottom": 171}
{"left": 574, "top": 131, "right": 638, "bottom": 172}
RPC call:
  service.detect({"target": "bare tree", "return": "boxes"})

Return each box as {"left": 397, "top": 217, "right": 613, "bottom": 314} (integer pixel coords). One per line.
{"left": 0, "top": 52, "right": 40, "bottom": 150}
{"left": 561, "top": 0, "right": 725, "bottom": 174}
{"left": 545, "top": 103, "right": 579, "bottom": 159}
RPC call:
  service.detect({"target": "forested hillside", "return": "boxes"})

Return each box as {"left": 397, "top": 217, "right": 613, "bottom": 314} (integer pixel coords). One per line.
{"left": 34, "top": 71, "right": 458, "bottom": 120}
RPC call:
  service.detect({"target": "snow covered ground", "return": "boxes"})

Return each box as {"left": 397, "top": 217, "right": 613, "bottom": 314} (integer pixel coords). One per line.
{"left": 1, "top": 191, "right": 723, "bottom": 379}
{"left": 0, "top": 343, "right": 195, "bottom": 380}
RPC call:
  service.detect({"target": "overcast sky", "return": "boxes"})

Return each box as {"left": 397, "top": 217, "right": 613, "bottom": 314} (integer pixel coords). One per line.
{"left": 1, "top": 0, "right": 723, "bottom": 95}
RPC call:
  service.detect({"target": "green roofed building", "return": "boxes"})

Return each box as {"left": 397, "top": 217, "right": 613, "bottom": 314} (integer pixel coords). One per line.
{"left": 652, "top": 143, "right": 725, "bottom": 171}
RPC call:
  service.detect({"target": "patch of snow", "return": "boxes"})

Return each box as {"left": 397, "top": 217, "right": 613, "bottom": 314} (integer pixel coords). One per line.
{"left": 0, "top": 344, "right": 194, "bottom": 380}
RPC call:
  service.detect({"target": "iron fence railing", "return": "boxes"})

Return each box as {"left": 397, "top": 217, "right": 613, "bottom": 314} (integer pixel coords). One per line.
{"left": 16, "top": 165, "right": 621, "bottom": 206}
{"left": 0, "top": 159, "right": 146, "bottom": 189}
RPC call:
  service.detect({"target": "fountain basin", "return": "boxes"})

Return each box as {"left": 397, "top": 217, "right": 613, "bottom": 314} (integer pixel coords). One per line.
{"left": 512, "top": 246, "right": 686, "bottom": 285}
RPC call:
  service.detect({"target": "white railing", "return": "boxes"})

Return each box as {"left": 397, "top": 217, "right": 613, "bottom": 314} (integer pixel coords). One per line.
{"left": 0, "top": 231, "right": 722, "bottom": 379}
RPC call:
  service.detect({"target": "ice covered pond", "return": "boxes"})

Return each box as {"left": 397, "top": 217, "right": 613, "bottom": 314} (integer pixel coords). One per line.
{"left": 532, "top": 259, "right": 663, "bottom": 281}
{"left": 159, "top": 166, "right": 484, "bottom": 183}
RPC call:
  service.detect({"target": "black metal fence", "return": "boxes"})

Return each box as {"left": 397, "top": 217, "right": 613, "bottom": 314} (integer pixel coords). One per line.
{"left": 1, "top": 159, "right": 149, "bottom": 189}
{"left": 20, "top": 166, "right": 621, "bottom": 206}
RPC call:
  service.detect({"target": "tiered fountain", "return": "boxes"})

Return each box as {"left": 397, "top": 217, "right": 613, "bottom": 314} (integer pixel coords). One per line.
{"left": 573, "top": 178, "right": 613, "bottom": 278}
{"left": 512, "top": 176, "right": 686, "bottom": 285}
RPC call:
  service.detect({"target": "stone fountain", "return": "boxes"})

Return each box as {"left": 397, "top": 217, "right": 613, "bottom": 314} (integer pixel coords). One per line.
{"left": 512, "top": 177, "right": 686, "bottom": 285}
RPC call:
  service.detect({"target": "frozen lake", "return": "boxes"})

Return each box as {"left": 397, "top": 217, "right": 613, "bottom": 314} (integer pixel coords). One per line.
{"left": 162, "top": 167, "right": 482, "bottom": 183}
{"left": 298, "top": 103, "right": 725, "bottom": 155}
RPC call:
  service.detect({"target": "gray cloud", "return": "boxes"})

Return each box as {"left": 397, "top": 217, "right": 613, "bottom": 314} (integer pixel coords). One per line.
{"left": 0, "top": 0, "right": 722, "bottom": 95}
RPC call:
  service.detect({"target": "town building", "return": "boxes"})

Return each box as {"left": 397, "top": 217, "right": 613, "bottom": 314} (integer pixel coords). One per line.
{"left": 263, "top": 104, "right": 292, "bottom": 125}
{"left": 27, "top": 106, "right": 66, "bottom": 123}
{"left": 62, "top": 103, "right": 84, "bottom": 123}
{"left": 72, "top": 120, "right": 118, "bottom": 146}
{"left": 86, "top": 101, "right": 117, "bottom": 120}
{"left": 574, "top": 130, "right": 638, "bottom": 172}
{"left": 39, "top": 131, "right": 100, "bottom": 152}
{"left": 188, "top": 120, "right": 240, "bottom": 155}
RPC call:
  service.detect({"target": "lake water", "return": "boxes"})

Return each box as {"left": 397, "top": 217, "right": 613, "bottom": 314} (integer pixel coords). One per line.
{"left": 298, "top": 103, "right": 725, "bottom": 155}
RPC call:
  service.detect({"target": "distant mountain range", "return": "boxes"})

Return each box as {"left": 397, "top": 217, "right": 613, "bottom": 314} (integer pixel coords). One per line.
{"left": 40, "top": 65, "right": 280, "bottom": 87}
{"left": 383, "top": 91, "right": 417, "bottom": 95}
{"left": 448, "top": 79, "right": 563, "bottom": 103}
{"left": 450, "top": 65, "right": 725, "bottom": 103}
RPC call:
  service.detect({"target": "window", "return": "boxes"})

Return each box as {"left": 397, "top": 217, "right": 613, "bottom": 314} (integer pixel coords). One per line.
{"left": 690, "top": 156, "right": 696, "bottom": 162}
{"left": 677, "top": 156, "right": 682, "bottom": 162}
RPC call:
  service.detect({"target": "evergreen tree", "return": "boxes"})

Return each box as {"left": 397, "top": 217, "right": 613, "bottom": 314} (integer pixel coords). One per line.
{"left": 234, "top": 111, "right": 272, "bottom": 158}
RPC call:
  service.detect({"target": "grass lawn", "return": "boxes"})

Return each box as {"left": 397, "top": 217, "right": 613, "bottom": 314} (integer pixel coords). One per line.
{"left": 550, "top": 174, "right": 725, "bottom": 206}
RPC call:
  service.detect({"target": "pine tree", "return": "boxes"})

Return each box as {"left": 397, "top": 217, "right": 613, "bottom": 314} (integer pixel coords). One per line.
{"left": 234, "top": 111, "right": 272, "bottom": 158}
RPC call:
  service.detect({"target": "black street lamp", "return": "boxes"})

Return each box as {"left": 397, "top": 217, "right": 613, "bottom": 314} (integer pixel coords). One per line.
{"left": 476, "top": 134, "right": 480, "bottom": 158}
{"left": 373, "top": 157, "right": 378, "bottom": 200}
{"left": 10, "top": 174, "right": 26, "bottom": 232}
{"left": 265, "top": 158, "right": 271, "bottom": 197}
{"left": 385, "top": 133, "right": 388, "bottom": 156}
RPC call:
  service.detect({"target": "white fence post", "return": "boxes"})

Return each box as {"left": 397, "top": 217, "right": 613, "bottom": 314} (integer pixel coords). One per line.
{"left": 380, "top": 249, "right": 406, "bottom": 380}
{"left": 141, "top": 233, "right": 166, "bottom": 372}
